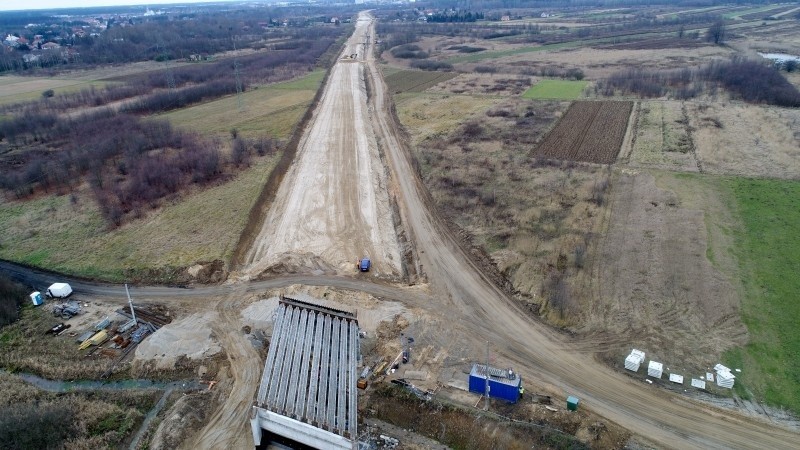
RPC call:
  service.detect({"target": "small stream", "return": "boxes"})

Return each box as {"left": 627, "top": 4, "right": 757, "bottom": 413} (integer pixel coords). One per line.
{"left": 4, "top": 370, "right": 206, "bottom": 449}
{"left": 10, "top": 371, "right": 204, "bottom": 392}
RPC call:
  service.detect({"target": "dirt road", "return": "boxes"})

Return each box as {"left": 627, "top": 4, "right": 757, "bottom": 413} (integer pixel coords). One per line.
{"left": 243, "top": 15, "right": 401, "bottom": 277}
{"left": 358, "top": 12, "right": 798, "bottom": 450}
{"left": 4, "top": 12, "right": 798, "bottom": 450}
{"left": 188, "top": 284, "right": 260, "bottom": 450}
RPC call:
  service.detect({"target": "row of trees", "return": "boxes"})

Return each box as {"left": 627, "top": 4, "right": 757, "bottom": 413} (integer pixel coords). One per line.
{"left": 0, "top": 3, "right": 354, "bottom": 74}
{"left": 1, "top": 27, "right": 342, "bottom": 118}
{"left": 599, "top": 58, "right": 800, "bottom": 107}
{"left": 0, "top": 110, "right": 278, "bottom": 225}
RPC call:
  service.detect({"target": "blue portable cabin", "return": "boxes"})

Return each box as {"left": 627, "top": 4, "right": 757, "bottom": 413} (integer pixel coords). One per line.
{"left": 29, "top": 291, "right": 43, "bottom": 306}
{"left": 468, "top": 364, "right": 523, "bottom": 403}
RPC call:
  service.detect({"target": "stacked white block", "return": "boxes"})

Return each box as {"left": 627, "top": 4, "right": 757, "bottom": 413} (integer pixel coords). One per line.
{"left": 648, "top": 361, "right": 663, "bottom": 379}
{"left": 714, "top": 364, "right": 735, "bottom": 389}
{"left": 624, "top": 349, "right": 646, "bottom": 372}
{"left": 669, "top": 373, "right": 684, "bottom": 384}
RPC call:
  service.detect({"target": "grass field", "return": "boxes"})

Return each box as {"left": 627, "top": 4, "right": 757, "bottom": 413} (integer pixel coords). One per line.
{"left": 722, "top": 178, "right": 800, "bottom": 413}
{"left": 522, "top": 79, "right": 587, "bottom": 99}
{"left": 0, "top": 75, "right": 109, "bottom": 106}
{"left": 393, "top": 93, "right": 504, "bottom": 144}
{"left": 0, "top": 156, "right": 277, "bottom": 281}
{"left": 161, "top": 70, "right": 324, "bottom": 139}
{"left": 446, "top": 33, "right": 664, "bottom": 64}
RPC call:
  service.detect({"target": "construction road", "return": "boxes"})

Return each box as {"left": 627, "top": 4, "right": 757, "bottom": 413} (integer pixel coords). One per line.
{"left": 3, "top": 11, "right": 798, "bottom": 450}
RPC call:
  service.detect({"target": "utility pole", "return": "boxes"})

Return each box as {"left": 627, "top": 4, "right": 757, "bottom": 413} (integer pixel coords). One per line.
{"left": 233, "top": 38, "right": 243, "bottom": 111}
{"left": 125, "top": 283, "right": 137, "bottom": 324}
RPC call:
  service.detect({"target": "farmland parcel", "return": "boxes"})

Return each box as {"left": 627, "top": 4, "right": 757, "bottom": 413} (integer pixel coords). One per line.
{"left": 535, "top": 101, "right": 633, "bottom": 164}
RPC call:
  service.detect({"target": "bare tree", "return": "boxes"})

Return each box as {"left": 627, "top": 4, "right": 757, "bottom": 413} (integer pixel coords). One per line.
{"left": 706, "top": 19, "right": 726, "bottom": 45}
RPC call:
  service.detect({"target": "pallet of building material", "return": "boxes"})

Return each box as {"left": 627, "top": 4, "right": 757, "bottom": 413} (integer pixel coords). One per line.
{"left": 647, "top": 361, "right": 663, "bottom": 379}
{"left": 691, "top": 379, "right": 706, "bottom": 389}
{"left": 668, "top": 374, "right": 684, "bottom": 384}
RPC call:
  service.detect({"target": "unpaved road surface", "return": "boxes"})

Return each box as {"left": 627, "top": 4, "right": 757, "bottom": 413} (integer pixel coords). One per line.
{"left": 4, "top": 12, "right": 798, "bottom": 450}
{"left": 243, "top": 15, "right": 401, "bottom": 277}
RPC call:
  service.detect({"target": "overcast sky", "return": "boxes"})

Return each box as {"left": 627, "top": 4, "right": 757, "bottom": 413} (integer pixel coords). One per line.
{"left": 1, "top": 1, "right": 240, "bottom": 12}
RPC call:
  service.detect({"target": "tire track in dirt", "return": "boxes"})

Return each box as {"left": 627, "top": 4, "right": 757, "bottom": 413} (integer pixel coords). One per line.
{"left": 188, "top": 284, "right": 259, "bottom": 450}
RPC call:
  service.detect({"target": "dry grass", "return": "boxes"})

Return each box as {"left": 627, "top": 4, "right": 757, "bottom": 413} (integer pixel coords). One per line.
{"left": 0, "top": 371, "right": 158, "bottom": 449}
{"left": 160, "top": 70, "right": 324, "bottom": 139}
{"left": 0, "top": 306, "right": 122, "bottom": 379}
{"left": 427, "top": 73, "right": 532, "bottom": 96}
{"left": 588, "top": 169, "right": 746, "bottom": 375}
{"left": 0, "top": 70, "right": 326, "bottom": 280}
{"left": 0, "top": 76, "right": 109, "bottom": 106}
{"left": 393, "top": 93, "right": 504, "bottom": 144}
{"left": 0, "top": 156, "right": 278, "bottom": 280}
{"left": 625, "top": 101, "right": 699, "bottom": 172}
{"left": 503, "top": 46, "right": 735, "bottom": 80}
{"left": 396, "top": 93, "right": 609, "bottom": 324}
{"left": 688, "top": 102, "right": 800, "bottom": 179}
{"left": 371, "top": 384, "right": 601, "bottom": 450}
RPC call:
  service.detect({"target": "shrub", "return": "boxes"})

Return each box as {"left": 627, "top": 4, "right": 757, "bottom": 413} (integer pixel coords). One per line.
{"left": 0, "top": 274, "right": 27, "bottom": 328}
{"left": 410, "top": 60, "right": 453, "bottom": 71}
{"left": 0, "top": 403, "right": 77, "bottom": 449}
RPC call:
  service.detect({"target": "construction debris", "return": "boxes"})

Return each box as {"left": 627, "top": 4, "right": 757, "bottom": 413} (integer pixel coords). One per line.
{"left": 52, "top": 301, "right": 81, "bottom": 319}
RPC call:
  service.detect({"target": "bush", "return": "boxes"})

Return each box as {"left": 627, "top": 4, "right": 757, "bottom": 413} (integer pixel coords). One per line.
{"left": 0, "top": 274, "right": 27, "bottom": 328}
{"left": 410, "top": 60, "right": 453, "bottom": 72}
{"left": 41, "top": 89, "right": 54, "bottom": 98}
{"left": 391, "top": 44, "right": 428, "bottom": 59}
{"left": 0, "top": 403, "right": 77, "bottom": 449}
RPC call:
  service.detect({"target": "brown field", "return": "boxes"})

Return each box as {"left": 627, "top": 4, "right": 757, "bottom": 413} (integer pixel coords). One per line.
{"left": 535, "top": 100, "right": 633, "bottom": 164}
{"left": 383, "top": 69, "right": 458, "bottom": 94}
{"left": 687, "top": 102, "right": 800, "bottom": 179}
{"left": 588, "top": 169, "right": 746, "bottom": 375}
{"left": 426, "top": 73, "right": 532, "bottom": 96}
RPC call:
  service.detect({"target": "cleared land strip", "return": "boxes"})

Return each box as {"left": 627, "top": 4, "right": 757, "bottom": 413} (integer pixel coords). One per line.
{"left": 243, "top": 15, "right": 402, "bottom": 277}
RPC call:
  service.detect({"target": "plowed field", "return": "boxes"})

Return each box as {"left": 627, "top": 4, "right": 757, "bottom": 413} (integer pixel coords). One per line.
{"left": 535, "top": 100, "right": 632, "bottom": 164}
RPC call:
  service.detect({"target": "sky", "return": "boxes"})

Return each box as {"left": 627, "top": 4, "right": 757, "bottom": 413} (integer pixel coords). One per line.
{"left": 0, "top": 0, "right": 240, "bottom": 12}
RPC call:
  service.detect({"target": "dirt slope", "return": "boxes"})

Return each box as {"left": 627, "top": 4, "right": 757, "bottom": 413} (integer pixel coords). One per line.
{"left": 243, "top": 16, "right": 401, "bottom": 278}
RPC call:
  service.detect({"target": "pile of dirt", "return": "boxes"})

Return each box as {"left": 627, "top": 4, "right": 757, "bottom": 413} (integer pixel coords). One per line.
{"left": 240, "top": 297, "right": 280, "bottom": 330}
{"left": 253, "top": 252, "right": 338, "bottom": 277}
{"left": 186, "top": 260, "right": 227, "bottom": 284}
{"left": 134, "top": 312, "right": 222, "bottom": 371}
{"left": 375, "top": 314, "right": 410, "bottom": 357}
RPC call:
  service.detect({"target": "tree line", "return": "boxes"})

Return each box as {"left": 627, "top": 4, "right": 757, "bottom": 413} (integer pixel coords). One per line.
{"left": 0, "top": 110, "right": 278, "bottom": 226}
{"left": 1, "top": 27, "right": 342, "bottom": 118}
{"left": 599, "top": 57, "right": 800, "bottom": 107}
